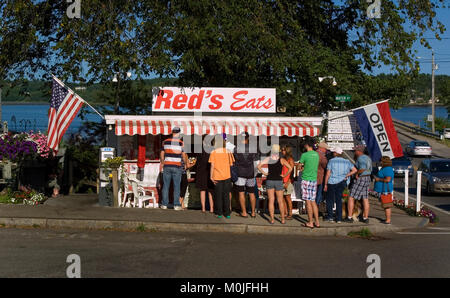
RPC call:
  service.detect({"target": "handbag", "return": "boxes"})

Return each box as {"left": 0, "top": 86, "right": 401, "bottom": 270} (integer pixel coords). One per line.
{"left": 228, "top": 152, "right": 238, "bottom": 183}
{"left": 380, "top": 181, "right": 393, "bottom": 207}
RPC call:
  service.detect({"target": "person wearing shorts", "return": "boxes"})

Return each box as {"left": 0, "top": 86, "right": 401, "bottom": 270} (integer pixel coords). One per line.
{"left": 346, "top": 145, "right": 373, "bottom": 224}
{"left": 233, "top": 132, "right": 259, "bottom": 218}
{"left": 298, "top": 137, "right": 320, "bottom": 229}
{"left": 258, "top": 144, "right": 292, "bottom": 225}
{"left": 281, "top": 146, "right": 295, "bottom": 220}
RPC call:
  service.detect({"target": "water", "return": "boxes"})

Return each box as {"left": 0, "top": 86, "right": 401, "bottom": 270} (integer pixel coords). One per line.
{"left": 2, "top": 104, "right": 103, "bottom": 135}
{"left": 1, "top": 104, "right": 448, "bottom": 135}
{"left": 390, "top": 106, "right": 448, "bottom": 129}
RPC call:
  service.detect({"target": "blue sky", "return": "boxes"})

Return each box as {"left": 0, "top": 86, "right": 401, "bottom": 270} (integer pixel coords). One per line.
{"left": 373, "top": 7, "right": 450, "bottom": 75}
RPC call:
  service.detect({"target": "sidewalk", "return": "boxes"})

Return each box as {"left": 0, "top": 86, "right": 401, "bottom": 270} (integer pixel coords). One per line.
{"left": 0, "top": 194, "right": 428, "bottom": 236}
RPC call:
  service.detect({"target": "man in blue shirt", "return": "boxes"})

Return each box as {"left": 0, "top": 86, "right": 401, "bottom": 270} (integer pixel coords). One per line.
{"left": 346, "top": 145, "right": 373, "bottom": 224}
{"left": 324, "top": 147, "right": 357, "bottom": 223}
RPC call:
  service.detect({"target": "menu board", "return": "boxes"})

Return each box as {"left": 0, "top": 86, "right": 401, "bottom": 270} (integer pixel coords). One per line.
{"left": 327, "top": 111, "right": 361, "bottom": 150}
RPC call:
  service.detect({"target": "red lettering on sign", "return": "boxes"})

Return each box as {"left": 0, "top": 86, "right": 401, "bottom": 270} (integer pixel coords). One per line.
{"left": 189, "top": 90, "right": 204, "bottom": 110}
{"left": 154, "top": 90, "right": 173, "bottom": 109}
{"left": 231, "top": 91, "right": 248, "bottom": 111}
{"left": 231, "top": 91, "right": 274, "bottom": 111}
{"left": 173, "top": 94, "right": 188, "bottom": 109}
{"left": 209, "top": 95, "right": 224, "bottom": 110}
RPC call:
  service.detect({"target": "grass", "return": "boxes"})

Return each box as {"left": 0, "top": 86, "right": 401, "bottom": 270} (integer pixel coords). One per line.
{"left": 348, "top": 228, "right": 373, "bottom": 239}
{"left": 136, "top": 224, "right": 146, "bottom": 232}
{"left": 0, "top": 195, "right": 11, "bottom": 204}
{"left": 438, "top": 138, "right": 450, "bottom": 148}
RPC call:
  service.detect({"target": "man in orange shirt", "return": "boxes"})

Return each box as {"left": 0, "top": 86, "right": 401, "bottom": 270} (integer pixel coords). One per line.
{"left": 209, "top": 137, "right": 235, "bottom": 219}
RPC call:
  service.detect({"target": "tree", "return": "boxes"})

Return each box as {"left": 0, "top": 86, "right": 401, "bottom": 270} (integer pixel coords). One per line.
{"left": 0, "top": 0, "right": 447, "bottom": 115}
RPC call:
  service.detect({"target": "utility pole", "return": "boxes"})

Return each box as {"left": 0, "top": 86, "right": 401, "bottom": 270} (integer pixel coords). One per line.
{"left": 0, "top": 85, "right": 2, "bottom": 125}
{"left": 431, "top": 50, "right": 436, "bottom": 133}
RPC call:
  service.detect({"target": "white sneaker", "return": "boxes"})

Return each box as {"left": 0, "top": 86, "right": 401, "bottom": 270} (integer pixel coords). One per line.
{"left": 160, "top": 205, "right": 168, "bottom": 210}
{"left": 174, "top": 206, "right": 183, "bottom": 211}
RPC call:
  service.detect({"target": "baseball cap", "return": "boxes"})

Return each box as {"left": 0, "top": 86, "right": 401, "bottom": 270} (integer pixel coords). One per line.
{"left": 172, "top": 127, "right": 181, "bottom": 134}
{"left": 330, "top": 147, "right": 343, "bottom": 155}
{"left": 240, "top": 131, "right": 249, "bottom": 139}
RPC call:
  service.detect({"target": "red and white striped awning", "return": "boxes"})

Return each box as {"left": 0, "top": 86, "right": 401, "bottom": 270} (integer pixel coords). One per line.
{"left": 107, "top": 116, "right": 321, "bottom": 137}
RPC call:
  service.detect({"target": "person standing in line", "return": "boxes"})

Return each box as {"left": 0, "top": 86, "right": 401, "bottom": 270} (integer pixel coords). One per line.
{"left": 323, "top": 147, "right": 357, "bottom": 223}
{"left": 315, "top": 142, "right": 329, "bottom": 215}
{"left": 374, "top": 156, "right": 394, "bottom": 225}
{"left": 258, "top": 144, "right": 292, "bottom": 225}
{"left": 346, "top": 145, "right": 373, "bottom": 224}
{"left": 234, "top": 132, "right": 259, "bottom": 218}
{"left": 223, "top": 133, "right": 235, "bottom": 211}
{"left": 281, "top": 146, "right": 295, "bottom": 220}
{"left": 179, "top": 157, "right": 196, "bottom": 210}
{"left": 298, "top": 138, "right": 320, "bottom": 229}
{"left": 209, "top": 137, "right": 235, "bottom": 219}
{"left": 195, "top": 140, "right": 215, "bottom": 213}
{"left": 160, "top": 127, "right": 188, "bottom": 211}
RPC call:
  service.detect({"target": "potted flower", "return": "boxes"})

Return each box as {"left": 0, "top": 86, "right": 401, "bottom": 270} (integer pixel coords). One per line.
{"left": 102, "top": 157, "right": 124, "bottom": 208}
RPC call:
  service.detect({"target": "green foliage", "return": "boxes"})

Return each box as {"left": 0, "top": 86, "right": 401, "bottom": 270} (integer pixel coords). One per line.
{"left": 348, "top": 228, "right": 373, "bottom": 239}
{"left": 102, "top": 156, "right": 125, "bottom": 169}
{"left": 64, "top": 135, "right": 100, "bottom": 193}
{"left": 0, "top": 187, "right": 47, "bottom": 205}
{"left": 136, "top": 224, "right": 146, "bottom": 233}
{"left": 424, "top": 116, "right": 450, "bottom": 133}
{"left": 0, "top": 0, "right": 447, "bottom": 115}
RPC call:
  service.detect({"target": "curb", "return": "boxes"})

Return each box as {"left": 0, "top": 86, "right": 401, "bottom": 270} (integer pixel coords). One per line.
{"left": 0, "top": 217, "right": 405, "bottom": 237}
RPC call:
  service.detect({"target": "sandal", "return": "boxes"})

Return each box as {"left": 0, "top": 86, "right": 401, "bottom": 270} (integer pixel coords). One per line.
{"left": 303, "top": 223, "right": 314, "bottom": 229}
{"left": 314, "top": 223, "right": 321, "bottom": 228}
{"left": 286, "top": 216, "right": 293, "bottom": 220}
{"left": 239, "top": 214, "right": 249, "bottom": 218}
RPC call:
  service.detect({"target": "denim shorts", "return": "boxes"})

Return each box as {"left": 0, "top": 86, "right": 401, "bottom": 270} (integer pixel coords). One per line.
{"left": 266, "top": 180, "right": 284, "bottom": 191}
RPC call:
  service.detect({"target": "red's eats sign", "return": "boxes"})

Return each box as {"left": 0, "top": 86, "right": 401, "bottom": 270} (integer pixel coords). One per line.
{"left": 152, "top": 87, "right": 276, "bottom": 113}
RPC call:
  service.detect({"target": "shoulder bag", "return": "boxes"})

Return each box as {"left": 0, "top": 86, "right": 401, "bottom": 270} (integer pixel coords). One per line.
{"left": 380, "top": 180, "right": 394, "bottom": 209}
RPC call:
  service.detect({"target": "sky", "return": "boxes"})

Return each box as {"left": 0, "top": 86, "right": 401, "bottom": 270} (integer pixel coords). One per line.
{"left": 373, "top": 6, "right": 450, "bottom": 75}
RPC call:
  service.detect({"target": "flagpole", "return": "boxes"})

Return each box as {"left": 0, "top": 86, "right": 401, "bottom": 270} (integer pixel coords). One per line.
{"left": 327, "top": 99, "right": 391, "bottom": 121}
{"left": 52, "top": 75, "right": 105, "bottom": 120}
{"left": 350, "top": 99, "right": 390, "bottom": 112}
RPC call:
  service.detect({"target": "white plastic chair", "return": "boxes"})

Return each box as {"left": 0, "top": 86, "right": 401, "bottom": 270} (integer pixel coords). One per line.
{"left": 121, "top": 175, "right": 133, "bottom": 207}
{"left": 131, "top": 181, "right": 156, "bottom": 208}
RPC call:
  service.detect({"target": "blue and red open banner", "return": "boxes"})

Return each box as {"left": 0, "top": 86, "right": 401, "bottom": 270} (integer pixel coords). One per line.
{"left": 353, "top": 101, "right": 403, "bottom": 162}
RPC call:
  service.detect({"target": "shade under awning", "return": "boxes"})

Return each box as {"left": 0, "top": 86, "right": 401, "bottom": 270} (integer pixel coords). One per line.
{"left": 112, "top": 116, "right": 321, "bottom": 137}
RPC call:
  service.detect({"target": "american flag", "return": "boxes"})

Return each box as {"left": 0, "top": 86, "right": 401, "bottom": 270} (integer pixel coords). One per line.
{"left": 47, "top": 77, "right": 85, "bottom": 151}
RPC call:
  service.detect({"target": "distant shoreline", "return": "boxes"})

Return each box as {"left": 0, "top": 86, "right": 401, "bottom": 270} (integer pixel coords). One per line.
{"left": 404, "top": 103, "right": 445, "bottom": 107}
{"left": 2, "top": 101, "right": 107, "bottom": 106}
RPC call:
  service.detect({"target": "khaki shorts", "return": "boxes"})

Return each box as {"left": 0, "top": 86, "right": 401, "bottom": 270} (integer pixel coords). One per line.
{"left": 284, "top": 182, "right": 294, "bottom": 196}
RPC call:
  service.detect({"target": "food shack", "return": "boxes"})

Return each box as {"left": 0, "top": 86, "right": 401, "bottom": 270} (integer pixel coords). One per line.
{"left": 104, "top": 87, "right": 323, "bottom": 208}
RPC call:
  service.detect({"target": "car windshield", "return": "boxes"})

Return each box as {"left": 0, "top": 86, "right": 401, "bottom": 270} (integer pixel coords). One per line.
{"left": 414, "top": 142, "right": 430, "bottom": 147}
{"left": 430, "top": 161, "right": 450, "bottom": 173}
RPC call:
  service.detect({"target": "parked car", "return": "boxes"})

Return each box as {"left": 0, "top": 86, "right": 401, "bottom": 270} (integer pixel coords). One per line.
{"left": 418, "top": 159, "right": 450, "bottom": 194}
{"left": 444, "top": 128, "right": 450, "bottom": 139}
{"left": 406, "top": 140, "right": 432, "bottom": 157}
{"left": 391, "top": 156, "right": 414, "bottom": 177}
